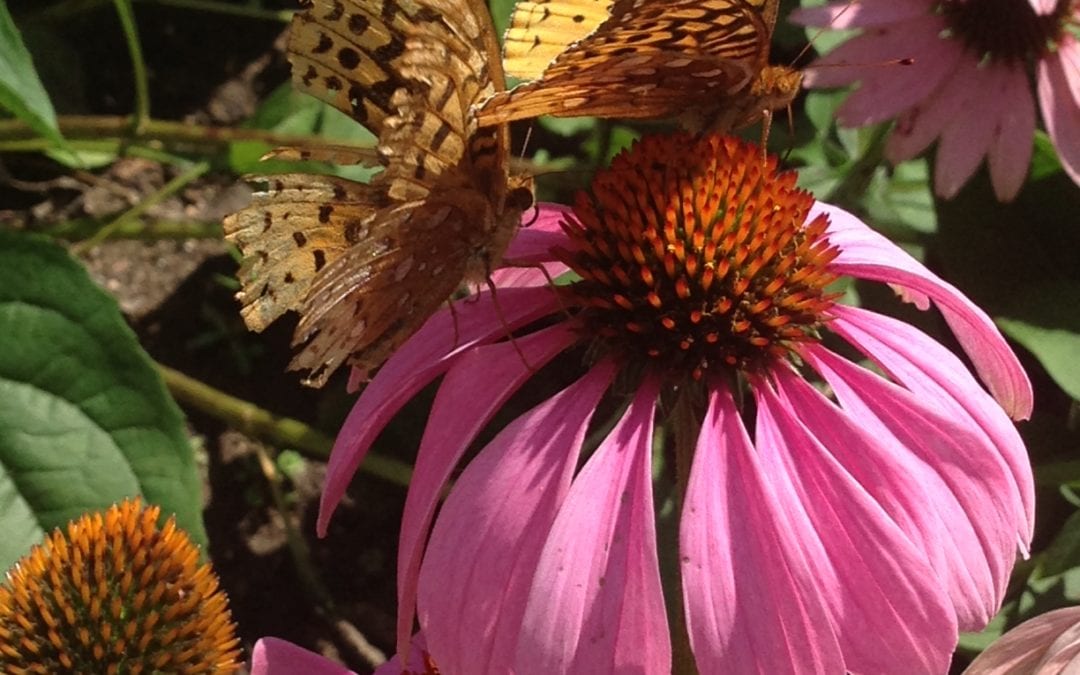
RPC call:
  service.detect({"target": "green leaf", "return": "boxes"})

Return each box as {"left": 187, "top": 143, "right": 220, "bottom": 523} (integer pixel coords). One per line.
{"left": 997, "top": 280, "right": 1080, "bottom": 402}
{"left": 0, "top": 232, "right": 206, "bottom": 571}
{"left": 0, "top": 0, "right": 64, "bottom": 147}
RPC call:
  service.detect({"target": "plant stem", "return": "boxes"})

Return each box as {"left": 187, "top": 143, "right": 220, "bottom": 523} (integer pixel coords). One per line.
{"left": 157, "top": 362, "right": 415, "bottom": 488}
{"left": 111, "top": 0, "right": 151, "bottom": 131}
{"left": 0, "top": 115, "right": 375, "bottom": 155}
{"left": 71, "top": 160, "right": 211, "bottom": 254}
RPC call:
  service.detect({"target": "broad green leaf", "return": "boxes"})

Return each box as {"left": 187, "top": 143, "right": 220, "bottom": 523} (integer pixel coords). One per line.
{"left": 0, "top": 0, "right": 64, "bottom": 147}
{"left": 0, "top": 231, "right": 206, "bottom": 571}
{"left": 997, "top": 280, "right": 1080, "bottom": 402}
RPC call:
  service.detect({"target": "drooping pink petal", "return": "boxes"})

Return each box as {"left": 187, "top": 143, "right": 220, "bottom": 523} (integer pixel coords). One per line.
{"left": 1038, "top": 36, "right": 1080, "bottom": 187}
{"left": 516, "top": 377, "right": 669, "bottom": 674}
{"left": 417, "top": 361, "right": 617, "bottom": 675}
{"left": 1029, "top": 0, "right": 1061, "bottom": 15}
{"left": 679, "top": 385, "right": 844, "bottom": 674}
{"left": 375, "top": 632, "right": 440, "bottom": 675}
{"left": 395, "top": 323, "right": 576, "bottom": 656}
{"left": 965, "top": 607, "right": 1080, "bottom": 674}
{"left": 985, "top": 63, "right": 1036, "bottom": 201}
{"left": 770, "top": 359, "right": 999, "bottom": 631}
{"left": 790, "top": 0, "right": 934, "bottom": 30}
{"left": 886, "top": 50, "right": 981, "bottom": 163}
{"left": 250, "top": 637, "right": 356, "bottom": 675}
{"left": 827, "top": 304, "right": 1033, "bottom": 549}
{"left": 820, "top": 202, "right": 1033, "bottom": 419}
{"left": 800, "top": 345, "right": 1022, "bottom": 610}
{"left": 754, "top": 372, "right": 958, "bottom": 672}
{"left": 318, "top": 284, "right": 562, "bottom": 535}
{"left": 802, "top": 16, "right": 954, "bottom": 124}
{"left": 504, "top": 202, "right": 575, "bottom": 264}
{"left": 936, "top": 62, "right": 1034, "bottom": 200}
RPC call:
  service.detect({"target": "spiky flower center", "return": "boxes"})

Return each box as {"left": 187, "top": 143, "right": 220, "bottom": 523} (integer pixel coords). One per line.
{"left": 557, "top": 133, "right": 840, "bottom": 380}
{"left": 0, "top": 499, "right": 241, "bottom": 675}
{"left": 940, "top": 0, "right": 1076, "bottom": 63}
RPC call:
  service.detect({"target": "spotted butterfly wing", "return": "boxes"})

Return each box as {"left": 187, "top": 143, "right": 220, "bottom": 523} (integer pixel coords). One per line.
{"left": 476, "top": 0, "right": 801, "bottom": 132}
{"left": 224, "top": 0, "right": 531, "bottom": 387}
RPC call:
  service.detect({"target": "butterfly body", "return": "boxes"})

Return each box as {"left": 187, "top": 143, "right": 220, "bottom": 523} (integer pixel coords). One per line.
{"left": 224, "top": 0, "right": 531, "bottom": 387}
{"left": 476, "top": 0, "right": 800, "bottom": 134}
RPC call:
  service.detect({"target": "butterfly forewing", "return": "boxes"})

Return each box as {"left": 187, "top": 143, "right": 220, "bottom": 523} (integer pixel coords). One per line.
{"left": 503, "top": 0, "right": 617, "bottom": 80}
{"left": 476, "top": 0, "right": 799, "bottom": 133}
{"left": 227, "top": 0, "right": 530, "bottom": 387}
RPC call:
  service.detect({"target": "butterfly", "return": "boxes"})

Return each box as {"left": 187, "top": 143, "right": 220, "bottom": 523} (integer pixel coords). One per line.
{"left": 224, "top": 0, "right": 533, "bottom": 387}
{"left": 475, "top": 0, "right": 802, "bottom": 133}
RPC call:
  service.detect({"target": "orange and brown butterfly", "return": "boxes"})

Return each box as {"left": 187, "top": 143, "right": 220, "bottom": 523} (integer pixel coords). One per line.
{"left": 223, "top": 0, "right": 534, "bottom": 387}
{"left": 474, "top": 0, "right": 802, "bottom": 133}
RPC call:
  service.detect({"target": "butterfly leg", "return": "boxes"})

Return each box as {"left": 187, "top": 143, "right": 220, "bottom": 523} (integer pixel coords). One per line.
{"left": 446, "top": 297, "right": 462, "bottom": 348}
{"left": 501, "top": 258, "right": 573, "bottom": 321}
{"left": 484, "top": 276, "right": 536, "bottom": 375}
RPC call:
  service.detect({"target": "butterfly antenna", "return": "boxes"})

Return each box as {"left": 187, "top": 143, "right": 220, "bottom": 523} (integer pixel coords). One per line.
{"left": 790, "top": 0, "right": 860, "bottom": 67}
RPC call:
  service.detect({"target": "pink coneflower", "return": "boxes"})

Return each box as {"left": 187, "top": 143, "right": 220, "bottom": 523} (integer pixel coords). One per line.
{"left": 792, "top": 0, "right": 1080, "bottom": 202}
{"left": 264, "top": 132, "right": 1033, "bottom": 673}
{"left": 964, "top": 606, "right": 1080, "bottom": 673}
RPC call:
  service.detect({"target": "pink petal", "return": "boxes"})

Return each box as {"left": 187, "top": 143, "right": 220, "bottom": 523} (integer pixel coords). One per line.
{"left": 376, "top": 632, "right": 436, "bottom": 675}
{"left": 935, "top": 62, "right": 1034, "bottom": 200}
{"left": 886, "top": 50, "right": 984, "bottom": 163}
{"left": 317, "top": 284, "right": 562, "bottom": 535}
{"left": 679, "top": 385, "right": 844, "bottom": 674}
{"left": 820, "top": 202, "right": 1033, "bottom": 419}
{"left": 516, "top": 377, "right": 669, "bottom": 673}
{"left": 790, "top": 0, "right": 935, "bottom": 29}
{"left": 801, "top": 15, "right": 954, "bottom": 125}
{"left": 504, "top": 202, "right": 575, "bottom": 263}
{"left": 800, "top": 345, "right": 1023, "bottom": 613}
{"left": 754, "top": 372, "right": 958, "bottom": 673}
{"left": 965, "top": 607, "right": 1080, "bottom": 674}
{"left": 251, "top": 637, "right": 356, "bottom": 675}
{"left": 395, "top": 323, "right": 576, "bottom": 655}
{"left": 1038, "top": 36, "right": 1080, "bottom": 187}
{"left": 827, "top": 304, "right": 1034, "bottom": 550}
{"left": 1028, "top": 0, "right": 1060, "bottom": 14}
{"left": 987, "top": 65, "right": 1036, "bottom": 200}
{"left": 770, "top": 358, "right": 998, "bottom": 630}
{"left": 417, "top": 361, "right": 617, "bottom": 675}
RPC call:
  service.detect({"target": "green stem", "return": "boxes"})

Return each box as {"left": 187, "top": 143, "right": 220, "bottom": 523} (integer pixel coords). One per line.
{"left": 157, "top": 362, "right": 415, "bottom": 488}
{"left": 27, "top": 0, "right": 291, "bottom": 23}
{"left": 71, "top": 160, "right": 210, "bottom": 254}
{"left": 111, "top": 0, "right": 151, "bottom": 131}
{"left": 0, "top": 115, "right": 374, "bottom": 155}
{"left": 42, "top": 218, "right": 223, "bottom": 240}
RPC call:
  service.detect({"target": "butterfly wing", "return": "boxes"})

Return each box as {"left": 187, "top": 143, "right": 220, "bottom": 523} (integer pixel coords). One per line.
{"left": 476, "top": 0, "right": 776, "bottom": 127}
{"left": 223, "top": 174, "right": 385, "bottom": 331}
{"left": 503, "top": 0, "right": 618, "bottom": 80}
{"left": 286, "top": 0, "right": 525, "bottom": 385}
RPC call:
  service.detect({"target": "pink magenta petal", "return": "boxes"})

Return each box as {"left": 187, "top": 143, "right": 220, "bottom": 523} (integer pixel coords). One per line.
{"left": 317, "top": 284, "right": 561, "bottom": 535}
{"left": 1038, "top": 36, "right": 1080, "bottom": 187}
{"left": 395, "top": 323, "right": 576, "bottom": 655}
{"left": 986, "top": 64, "right": 1036, "bottom": 200}
{"left": 790, "top": 0, "right": 935, "bottom": 29}
{"left": 965, "top": 607, "right": 1080, "bottom": 674}
{"left": 827, "top": 304, "right": 1034, "bottom": 550}
{"left": 754, "top": 373, "right": 957, "bottom": 672}
{"left": 680, "top": 385, "right": 844, "bottom": 674}
{"left": 886, "top": 50, "right": 983, "bottom": 163}
{"left": 417, "top": 361, "right": 617, "bottom": 675}
{"left": 936, "top": 62, "right": 1034, "bottom": 200}
{"left": 800, "top": 345, "right": 1022, "bottom": 610}
{"left": 504, "top": 202, "right": 574, "bottom": 263}
{"left": 251, "top": 637, "right": 356, "bottom": 675}
{"left": 770, "top": 359, "right": 999, "bottom": 630}
{"left": 820, "top": 202, "right": 1033, "bottom": 419}
{"left": 516, "top": 377, "right": 669, "bottom": 673}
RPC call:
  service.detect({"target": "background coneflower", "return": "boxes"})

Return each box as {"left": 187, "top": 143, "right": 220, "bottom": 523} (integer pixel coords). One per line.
{"left": 0, "top": 498, "right": 242, "bottom": 674}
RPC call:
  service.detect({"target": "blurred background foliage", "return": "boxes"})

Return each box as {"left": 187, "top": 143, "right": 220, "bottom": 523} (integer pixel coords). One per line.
{"left": 0, "top": 0, "right": 1078, "bottom": 670}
